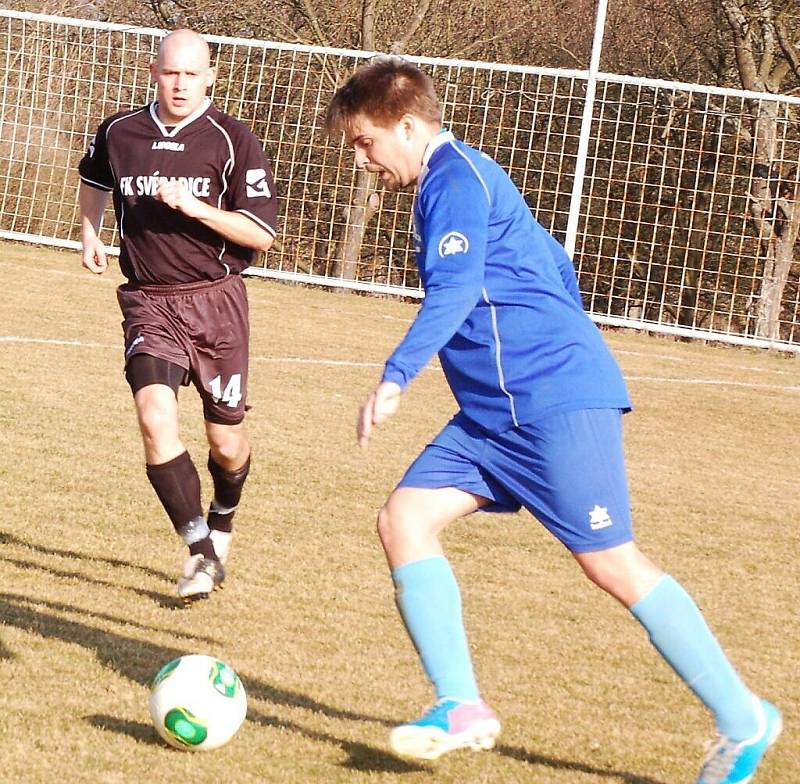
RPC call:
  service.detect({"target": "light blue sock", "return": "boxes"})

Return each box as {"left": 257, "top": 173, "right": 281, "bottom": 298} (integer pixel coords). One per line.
{"left": 631, "top": 574, "right": 758, "bottom": 740}
{"left": 392, "top": 556, "right": 480, "bottom": 702}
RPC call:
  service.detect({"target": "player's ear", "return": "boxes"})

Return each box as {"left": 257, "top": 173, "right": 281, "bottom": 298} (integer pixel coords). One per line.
{"left": 206, "top": 67, "right": 217, "bottom": 88}
{"left": 149, "top": 61, "right": 158, "bottom": 83}
{"left": 399, "top": 113, "right": 416, "bottom": 140}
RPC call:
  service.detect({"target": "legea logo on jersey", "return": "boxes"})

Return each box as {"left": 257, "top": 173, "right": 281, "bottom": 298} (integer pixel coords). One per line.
{"left": 246, "top": 168, "right": 271, "bottom": 198}
{"left": 151, "top": 140, "right": 185, "bottom": 151}
{"left": 438, "top": 231, "right": 469, "bottom": 258}
{"left": 588, "top": 505, "right": 613, "bottom": 530}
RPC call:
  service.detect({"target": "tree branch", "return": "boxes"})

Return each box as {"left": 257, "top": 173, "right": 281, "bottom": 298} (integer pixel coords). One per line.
{"left": 720, "top": 0, "right": 760, "bottom": 90}
{"left": 362, "top": 0, "right": 376, "bottom": 51}
{"left": 291, "top": 0, "right": 332, "bottom": 49}
{"left": 449, "top": 18, "right": 533, "bottom": 61}
{"left": 390, "top": 0, "right": 434, "bottom": 54}
{"left": 776, "top": 16, "right": 800, "bottom": 79}
{"left": 755, "top": 0, "right": 776, "bottom": 83}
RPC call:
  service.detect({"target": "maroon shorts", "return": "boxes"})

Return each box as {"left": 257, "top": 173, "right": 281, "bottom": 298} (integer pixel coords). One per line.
{"left": 117, "top": 275, "right": 250, "bottom": 425}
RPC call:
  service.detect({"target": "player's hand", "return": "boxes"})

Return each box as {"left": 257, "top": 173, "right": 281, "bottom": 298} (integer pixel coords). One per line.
{"left": 357, "top": 381, "right": 403, "bottom": 449}
{"left": 156, "top": 177, "right": 204, "bottom": 218}
{"left": 80, "top": 236, "right": 108, "bottom": 274}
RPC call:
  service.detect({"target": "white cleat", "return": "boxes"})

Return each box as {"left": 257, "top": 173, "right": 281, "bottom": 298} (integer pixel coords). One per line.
{"left": 177, "top": 554, "right": 225, "bottom": 604}
{"left": 209, "top": 529, "right": 232, "bottom": 565}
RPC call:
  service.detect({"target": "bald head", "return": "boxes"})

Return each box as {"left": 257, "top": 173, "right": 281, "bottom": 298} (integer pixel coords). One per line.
{"left": 151, "top": 28, "right": 216, "bottom": 125}
{"left": 156, "top": 29, "right": 211, "bottom": 69}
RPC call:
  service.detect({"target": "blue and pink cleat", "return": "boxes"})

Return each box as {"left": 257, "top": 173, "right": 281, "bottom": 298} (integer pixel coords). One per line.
{"left": 389, "top": 698, "right": 501, "bottom": 760}
{"left": 696, "top": 698, "right": 782, "bottom": 784}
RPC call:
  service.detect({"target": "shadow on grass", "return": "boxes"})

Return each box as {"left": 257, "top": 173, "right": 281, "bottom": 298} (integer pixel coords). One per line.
{"left": 2, "top": 555, "right": 178, "bottom": 607}
{"left": 0, "top": 592, "right": 421, "bottom": 772}
{"left": 1, "top": 593, "right": 668, "bottom": 782}
{"left": 496, "top": 743, "right": 668, "bottom": 784}
{"left": 247, "top": 709, "right": 429, "bottom": 774}
{"left": 0, "top": 592, "right": 391, "bottom": 723}
{"left": 0, "top": 530, "right": 180, "bottom": 607}
{"left": 0, "top": 531, "right": 173, "bottom": 582}
{"left": 86, "top": 715, "right": 163, "bottom": 747}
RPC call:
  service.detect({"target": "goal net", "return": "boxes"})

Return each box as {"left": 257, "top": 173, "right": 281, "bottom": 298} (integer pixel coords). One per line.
{"left": 1, "top": 10, "right": 798, "bottom": 349}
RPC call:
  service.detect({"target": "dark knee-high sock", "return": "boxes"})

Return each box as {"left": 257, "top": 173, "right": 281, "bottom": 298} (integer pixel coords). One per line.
{"left": 207, "top": 452, "right": 251, "bottom": 533}
{"left": 146, "top": 450, "right": 215, "bottom": 560}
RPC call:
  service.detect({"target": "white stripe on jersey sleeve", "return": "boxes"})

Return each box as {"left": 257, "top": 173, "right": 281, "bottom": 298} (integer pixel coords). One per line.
{"left": 79, "top": 176, "right": 113, "bottom": 192}
{"left": 235, "top": 209, "right": 277, "bottom": 236}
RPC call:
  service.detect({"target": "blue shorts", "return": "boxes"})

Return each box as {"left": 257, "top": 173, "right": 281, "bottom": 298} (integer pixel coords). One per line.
{"left": 397, "top": 408, "right": 634, "bottom": 553}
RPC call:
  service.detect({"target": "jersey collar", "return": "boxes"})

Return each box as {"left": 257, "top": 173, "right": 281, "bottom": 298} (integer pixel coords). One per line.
{"left": 419, "top": 129, "right": 454, "bottom": 188}
{"left": 150, "top": 97, "right": 212, "bottom": 137}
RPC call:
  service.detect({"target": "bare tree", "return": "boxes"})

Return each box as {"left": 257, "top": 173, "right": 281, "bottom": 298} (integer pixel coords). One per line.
{"left": 28, "top": 0, "right": 799, "bottom": 321}
{"left": 719, "top": 0, "right": 800, "bottom": 339}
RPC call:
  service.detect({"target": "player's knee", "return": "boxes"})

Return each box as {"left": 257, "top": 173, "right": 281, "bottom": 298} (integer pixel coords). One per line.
{"left": 576, "top": 544, "right": 662, "bottom": 606}
{"left": 376, "top": 504, "right": 394, "bottom": 547}
{"left": 206, "top": 423, "right": 249, "bottom": 468}
{"left": 377, "top": 495, "right": 434, "bottom": 551}
{"left": 578, "top": 559, "right": 617, "bottom": 592}
{"left": 376, "top": 499, "right": 412, "bottom": 547}
{"left": 211, "top": 436, "right": 248, "bottom": 467}
{"left": 138, "top": 400, "right": 178, "bottom": 442}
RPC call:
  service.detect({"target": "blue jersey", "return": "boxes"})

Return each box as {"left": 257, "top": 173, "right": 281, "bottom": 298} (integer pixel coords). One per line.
{"left": 381, "top": 131, "right": 631, "bottom": 433}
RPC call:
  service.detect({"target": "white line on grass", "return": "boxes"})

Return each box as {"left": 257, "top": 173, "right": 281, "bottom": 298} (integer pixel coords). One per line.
{"left": 627, "top": 375, "right": 800, "bottom": 392}
{"left": 2, "top": 334, "right": 798, "bottom": 392}
{"left": 253, "top": 356, "right": 384, "bottom": 368}
{"left": 2, "top": 259, "right": 796, "bottom": 376}
{"left": 0, "top": 335, "right": 119, "bottom": 349}
{"left": 0, "top": 335, "right": 385, "bottom": 368}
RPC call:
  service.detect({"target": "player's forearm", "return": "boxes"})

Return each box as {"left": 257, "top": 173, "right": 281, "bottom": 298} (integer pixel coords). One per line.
{"left": 192, "top": 202, "right": 275, "bottom": 252}
{"left": 382, "top": 281, "right": 480, "bottom": 388}
{"left": 79, "top": 183, "right": 110, "bottom": 236}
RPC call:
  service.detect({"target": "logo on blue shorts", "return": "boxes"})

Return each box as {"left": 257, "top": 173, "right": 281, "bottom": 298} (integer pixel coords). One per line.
{"left": 589, "top": 505, "right": 613, "bottom": 530}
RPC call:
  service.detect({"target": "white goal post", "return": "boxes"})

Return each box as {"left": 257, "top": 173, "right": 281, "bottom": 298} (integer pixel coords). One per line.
{"left": 1, "top": 9, "right": 798, "bottom": 351}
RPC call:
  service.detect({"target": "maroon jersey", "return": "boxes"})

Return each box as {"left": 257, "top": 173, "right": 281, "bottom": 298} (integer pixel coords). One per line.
{"left": 79, "top": 99, "right": 278, "bottom": 285}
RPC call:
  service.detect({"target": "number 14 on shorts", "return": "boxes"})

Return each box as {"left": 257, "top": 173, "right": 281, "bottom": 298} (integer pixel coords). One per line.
{"left": 210, "top": 374, "right": 242, "bottom": 407}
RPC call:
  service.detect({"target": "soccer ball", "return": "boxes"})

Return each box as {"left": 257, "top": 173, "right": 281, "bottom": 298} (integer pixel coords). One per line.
{"left": 149, "top": 654, "right": 247, "bottom": 751}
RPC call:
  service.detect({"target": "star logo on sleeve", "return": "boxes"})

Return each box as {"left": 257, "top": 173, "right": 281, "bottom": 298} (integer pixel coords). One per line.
{"left": 438, "top": 231, "right": 469, "bottom": 258}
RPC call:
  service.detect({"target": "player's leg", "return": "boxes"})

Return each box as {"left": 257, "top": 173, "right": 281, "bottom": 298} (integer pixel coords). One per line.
{"left": 576, "top": 543, "right": 781, "bottom": 784}
{"left": 117, "top": 283, "right": 225, "bottom": 602}
{"left": 526, "top": 407, "right": 782, "bottom": 783}
{"left": 382, "top": 487, "right": 501, "bottom": 760}
{"left": 380, "top": 485, "right": 484, "bottom": 705}
{"left": 204, "top": 419, "right": 251, "bottom": 565}
{"left": 382, "top": 415, "right": 513, "bottom": 759}
{"left": 126, "top": 354, "right": 222, "bottom": 600}
{"left": 188, "top": 274, "right": 251, "bottom": 580}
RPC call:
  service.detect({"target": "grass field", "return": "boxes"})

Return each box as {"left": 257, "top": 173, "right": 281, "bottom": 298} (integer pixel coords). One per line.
{"left": 1, "top": 241, "right": 798, "bottom": 783}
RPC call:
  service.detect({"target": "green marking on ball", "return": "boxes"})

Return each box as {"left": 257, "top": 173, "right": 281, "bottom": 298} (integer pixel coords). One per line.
{"left": 152, "top": 658, "right": 181, "bottom": 687}
{"left": 209, "top": 659, "right": 239, "bottom": 698}
{"left": 164, "top": 707, "right": 208, "bottom": 746}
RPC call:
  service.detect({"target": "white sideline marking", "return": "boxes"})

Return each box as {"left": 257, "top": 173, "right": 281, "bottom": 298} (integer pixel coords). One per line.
{"left": 253, "top": 356, "right": 384, "bottom": 368}
{"left": 616, "top": 349, "right": 684, "bottom": 362}
{"left": 1, "top": 334, "right": 798, "bottom": 392}
{"left": 2, "top": 259, "right": 795, "bottom": 376}
{"left": 0, "top": 335, "right": 118, "bottom": 350}
{"left": 0, "top": 335, "right": 385, "bottom": 369}
{"left": 627, "top": 375, "right": 800, "bottom": 392}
